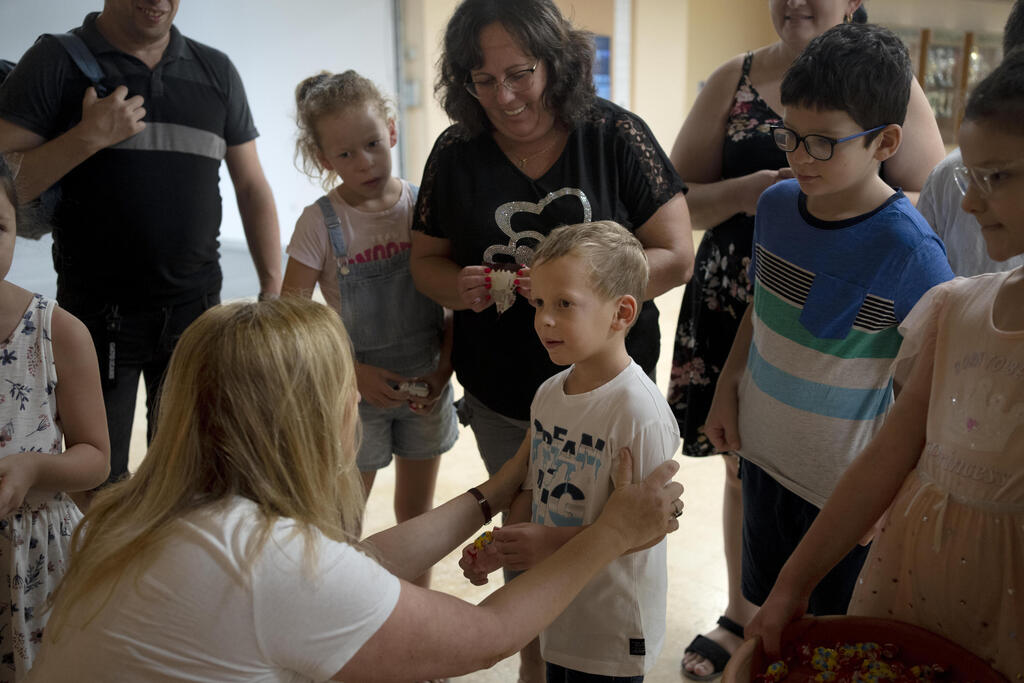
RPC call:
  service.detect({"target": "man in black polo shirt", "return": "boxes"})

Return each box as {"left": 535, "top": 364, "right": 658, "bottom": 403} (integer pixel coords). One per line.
{"left": 0, "top": 0, "right": 282, "bottom": 483}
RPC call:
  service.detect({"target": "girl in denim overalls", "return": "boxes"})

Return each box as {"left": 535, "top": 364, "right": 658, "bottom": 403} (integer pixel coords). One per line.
{"left": 284, "top": 71, "right": 458, "bottom": 587}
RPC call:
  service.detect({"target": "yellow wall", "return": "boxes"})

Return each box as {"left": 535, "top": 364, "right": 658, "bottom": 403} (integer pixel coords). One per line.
{"left": 399, "top": 0, "right": 459, "bottom": 184}
{"left": 555, "top": 0, "right": 615, "bottom": 37}
{"left": 685, "top": 2, "right": 777, "bottom": 110}
{"left": 631, "top": 0, "right": 688, "bottom": 151}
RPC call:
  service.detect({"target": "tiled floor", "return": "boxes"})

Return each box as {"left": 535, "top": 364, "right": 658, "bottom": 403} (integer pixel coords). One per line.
{"left": 84, "top": 233, "right": 729, "bottom": 682}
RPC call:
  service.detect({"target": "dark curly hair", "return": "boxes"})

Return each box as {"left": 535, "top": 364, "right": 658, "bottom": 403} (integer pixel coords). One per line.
{"left": 436, "top": 0, "right": 596, "bottom": 137}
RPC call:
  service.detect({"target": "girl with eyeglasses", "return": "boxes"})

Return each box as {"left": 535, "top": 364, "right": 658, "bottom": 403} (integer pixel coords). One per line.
{"left": 665, "top": 2, "right": 945, "bottom": 677}
{"left": 747, "top": 49, "right": 1024, "bottom": 679}
{"left": 410, "top": 3, "right": 694, "bottom": 678}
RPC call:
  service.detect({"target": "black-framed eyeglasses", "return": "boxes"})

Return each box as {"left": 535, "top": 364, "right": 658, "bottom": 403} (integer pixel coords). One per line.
{"left": 465, "top": 63, "right": 538, "bottom": 100}
{"left": 771, "top": 124, "right": 887, "bottom": 161}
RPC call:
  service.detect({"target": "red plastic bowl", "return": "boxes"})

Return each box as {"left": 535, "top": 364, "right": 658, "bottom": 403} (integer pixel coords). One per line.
{"left": 723, "top": 616, "right": 1007, "bottom": 683}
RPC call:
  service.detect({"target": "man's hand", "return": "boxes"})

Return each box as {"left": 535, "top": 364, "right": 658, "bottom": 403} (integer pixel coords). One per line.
{"left": 76, "top": 86, "right": 146, "bottom": 151}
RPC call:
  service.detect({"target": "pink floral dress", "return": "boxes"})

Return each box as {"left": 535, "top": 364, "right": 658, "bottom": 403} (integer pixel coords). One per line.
{"left": 849, "top": 273, "right": 1023, "bottom": 678}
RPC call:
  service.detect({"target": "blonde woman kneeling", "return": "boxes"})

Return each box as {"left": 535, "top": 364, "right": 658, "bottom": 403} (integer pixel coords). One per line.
{"left": 27, "top": 297, "right": 683, "bottom": 682}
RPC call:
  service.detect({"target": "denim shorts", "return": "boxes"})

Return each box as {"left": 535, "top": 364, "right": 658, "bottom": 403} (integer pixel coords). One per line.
{"left": 356, "top": 381, "right": 458, "bottom": 471}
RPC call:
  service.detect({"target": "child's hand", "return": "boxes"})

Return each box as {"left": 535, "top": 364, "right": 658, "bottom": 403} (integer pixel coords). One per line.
{"left": 745, "top": 589, "right": 808, "bottom": 658}
{"left": 355, "top": 363, "right": 409, "bottom": 409}
{"left": 493, "top": 522, "right": 561, "bottom": 571}
{"left": 456, "top": 266, "right": 495, "bottom": 313}
{"left": 458, "top": 534, "right": 502, "bottom": 585}
{"left": 513, "top": 265, "right": 531, "bottom": 300}
{"left": 406, "top": 369, "right": 450, "bottom": 415}
{"left": 0, "top": 452, "right": 39, "bottom": 518}
{"left": 704, "top": 378, "right": 742, "bottom": 453}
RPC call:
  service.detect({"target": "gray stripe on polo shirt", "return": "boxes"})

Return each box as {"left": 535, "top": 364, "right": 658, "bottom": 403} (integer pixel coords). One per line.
{"left": 111, "top": 122, "right": 227, "bottom": 160}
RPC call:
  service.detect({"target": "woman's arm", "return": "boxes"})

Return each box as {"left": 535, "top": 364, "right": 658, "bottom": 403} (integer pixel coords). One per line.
{"left": 747, "top": 334, "right": 935, "bottom": 655}
{"left": 670, "top": 54, "right": 792, "bottom": 229}
{"left": 635, "top": 193, "right": 695, "bottom": 296}
{"left": 0, "top": 307, "right": 110, "bottom": 515}
{"left": 882, "top": 78, "right": 946, "bottom": 203}
{"left": 410, "top": 231, "right": 494, "bottom": 313}
{"left": 363, "top": 434, "right": 531, "bottom": 579}
{"left": 336, "top": 451, "right": 683, "bottom": 681}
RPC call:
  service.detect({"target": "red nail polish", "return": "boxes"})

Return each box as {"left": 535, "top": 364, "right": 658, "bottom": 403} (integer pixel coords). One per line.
{"left": 485, "top": 283, "right": 491, "bottom": 289}
{"left": 485, "top": 295, "right": 491, "bottom": 301}
{"left": 484, "top": 267, "right": 492, "bottom": 273}
{"left": 513, "top": 279, "right": 520, "bottom": 285}
{"left": 485, "top": 276, "right": 491, "bottom": 283}
{"left": 517, "top": 269, "right": 524, "bottom": 276}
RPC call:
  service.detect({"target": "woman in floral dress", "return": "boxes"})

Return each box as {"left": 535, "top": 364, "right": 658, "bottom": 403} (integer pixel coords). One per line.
{"left": 667, "top": 1, "right": 946, "bottom": 678}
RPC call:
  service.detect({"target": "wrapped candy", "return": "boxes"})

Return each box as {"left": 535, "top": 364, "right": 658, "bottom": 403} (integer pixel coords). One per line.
{"left": 812, "top": 647, "right": 839, "bottom": 671}
{"left": 473, "top": 530, "right": 494, "bottom": 550}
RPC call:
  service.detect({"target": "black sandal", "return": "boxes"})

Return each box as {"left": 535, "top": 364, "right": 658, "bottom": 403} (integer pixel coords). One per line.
{"left": 680, "top": 616, "right": 745, "bottom": 681}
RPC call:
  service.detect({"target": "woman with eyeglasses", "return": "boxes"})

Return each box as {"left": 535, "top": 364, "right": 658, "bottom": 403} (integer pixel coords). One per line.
{"left": 410, "top": 3, "right": 693, "bottom": 678}
{"left": 666, "top": 1, "right": 945, "bottom": 679}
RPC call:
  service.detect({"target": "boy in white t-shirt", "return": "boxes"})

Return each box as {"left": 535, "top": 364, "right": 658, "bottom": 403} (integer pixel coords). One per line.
{"left": 461, "top": 221, "right": 680, "bottom": 681}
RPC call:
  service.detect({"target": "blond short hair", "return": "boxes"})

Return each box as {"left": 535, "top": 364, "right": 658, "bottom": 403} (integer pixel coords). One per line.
{"left": 533, "top": 220, "right": 648, "bottom": 303}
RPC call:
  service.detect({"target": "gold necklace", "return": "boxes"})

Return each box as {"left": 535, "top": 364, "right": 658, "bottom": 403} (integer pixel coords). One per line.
{"left": 511, "top": 133, "right": 562, "bottom": 168}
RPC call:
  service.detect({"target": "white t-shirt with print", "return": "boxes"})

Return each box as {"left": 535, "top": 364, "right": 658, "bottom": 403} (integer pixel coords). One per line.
{"left": 286, "top": 180, "right": 416, "bottom": 315}
{"left": 27, "top": 497, "right": 400, "bottom": 683}
{"left": 526, "top": 361, "right": 679, "bottom": 677}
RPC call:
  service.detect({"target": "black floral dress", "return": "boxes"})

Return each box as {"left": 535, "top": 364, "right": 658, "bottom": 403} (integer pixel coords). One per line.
{"left": 668, "top": 53, "right": 787, "bottom": 457}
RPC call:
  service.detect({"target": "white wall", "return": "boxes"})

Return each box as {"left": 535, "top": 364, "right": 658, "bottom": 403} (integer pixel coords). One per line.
{"left": 0, "top": 1, "right": 399, "bottom": 246}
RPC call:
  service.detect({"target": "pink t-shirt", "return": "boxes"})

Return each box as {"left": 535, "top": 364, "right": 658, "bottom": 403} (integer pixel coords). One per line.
{"left": 286, "top": 180, "right": 415, "bottom": 314}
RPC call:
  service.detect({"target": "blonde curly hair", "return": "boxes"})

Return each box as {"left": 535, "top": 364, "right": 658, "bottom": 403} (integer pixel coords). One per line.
{"left": 295, "top": 70, "right": 396, "bottom": 191}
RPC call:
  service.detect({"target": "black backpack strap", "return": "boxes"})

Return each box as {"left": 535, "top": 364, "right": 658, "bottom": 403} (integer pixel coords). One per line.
{"left": 0, "top": 59, "right": 16, "bottom": 84}
{"left": 42, "top": 33, "right": 108, "bottom": 96}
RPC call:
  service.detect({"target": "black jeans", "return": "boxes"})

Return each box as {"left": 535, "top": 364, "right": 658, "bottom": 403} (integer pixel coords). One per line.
{"left": 739, "top": 458, "right": 870, "bottom": 614}
{"left": 66, "top": 292, "right": 219, "bottom": 483}
{"left": 546, "top": 662, "right": 643, "bottom": 683}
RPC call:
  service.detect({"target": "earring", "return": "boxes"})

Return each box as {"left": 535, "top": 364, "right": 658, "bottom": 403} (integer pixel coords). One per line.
{"left": 844, "top": 13, "right": 852, "bottom": 23}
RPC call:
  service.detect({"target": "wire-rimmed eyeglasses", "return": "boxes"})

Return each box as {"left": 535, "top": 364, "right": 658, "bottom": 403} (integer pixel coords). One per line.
{"left": 465, "top": 63, "right": 538, "bottom": 100}
{"left": 952, "top": 163, "right": 1020, "bottom": 197}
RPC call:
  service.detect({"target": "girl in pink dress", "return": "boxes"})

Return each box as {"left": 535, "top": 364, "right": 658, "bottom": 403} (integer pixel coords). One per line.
{"left": 746, "top": 48, "right": 1024, "bottom": 680}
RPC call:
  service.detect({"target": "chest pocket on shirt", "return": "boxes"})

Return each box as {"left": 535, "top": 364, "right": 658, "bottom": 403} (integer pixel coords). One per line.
{"left": 799, "top": 272, "right": 867, "bottom": 339}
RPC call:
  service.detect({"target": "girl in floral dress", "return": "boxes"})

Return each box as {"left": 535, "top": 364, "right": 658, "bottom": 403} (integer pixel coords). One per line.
{"left": 0, "top": 158, "right": 108, "bottom": 681}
